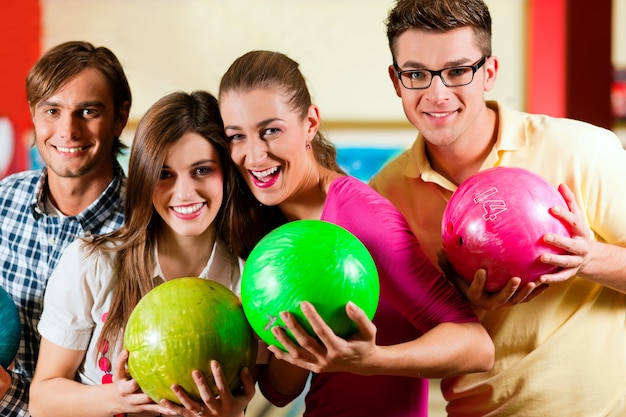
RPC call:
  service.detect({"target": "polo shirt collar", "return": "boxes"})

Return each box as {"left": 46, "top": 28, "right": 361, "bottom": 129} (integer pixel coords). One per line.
{"left": 404, "top": 101, "right": 528, "bottom": 189}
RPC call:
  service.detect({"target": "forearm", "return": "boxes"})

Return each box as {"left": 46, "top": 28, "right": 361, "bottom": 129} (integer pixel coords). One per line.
{"left": 579, "top": 241, "right": 626, "bottom": 293}
{"left": 258, "top": 356, "right": 309, "bottom": 406}
{"left": 358, "top": 322, "right": 494, "bottom": 379}
{"left": 0, "top": 366, "right": 11, "bottom": 399}
{"left": 30, "top": 378, "right": 121, "bottom": 417}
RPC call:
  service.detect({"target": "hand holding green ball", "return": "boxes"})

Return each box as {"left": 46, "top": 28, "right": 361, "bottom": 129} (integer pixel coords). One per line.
{"left": 241, "top": 220, "right": 380, "bottom": 351}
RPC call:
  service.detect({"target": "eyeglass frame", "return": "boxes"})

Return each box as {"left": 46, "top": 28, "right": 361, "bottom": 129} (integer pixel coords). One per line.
{"left": 393, "top": 56, "right": 488, "bottom": 90}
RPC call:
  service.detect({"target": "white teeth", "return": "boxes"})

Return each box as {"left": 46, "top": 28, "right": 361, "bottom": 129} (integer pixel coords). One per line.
{"left": 251, "top": 167, "right": 278, "bottom": 179}
{"left": 172, "top": 202, "right": 204, "bottom": 215}
{"left": 56, "top": 146, "right": 87, "bottom": 153}
{"left": 428, "top": 112, "right": 453, "bottom": 118}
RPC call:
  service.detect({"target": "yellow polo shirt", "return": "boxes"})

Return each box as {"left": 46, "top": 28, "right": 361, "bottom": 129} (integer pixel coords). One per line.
{"left": 370, "top": 101, "right": 626, "bottom": 416}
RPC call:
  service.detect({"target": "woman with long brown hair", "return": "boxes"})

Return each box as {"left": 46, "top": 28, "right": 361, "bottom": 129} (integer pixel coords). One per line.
{"left": 218, "top": 50, "right": 494, "bottom": 417}
{"left": 30, "top": 91, "right": 260, "bottom": 417}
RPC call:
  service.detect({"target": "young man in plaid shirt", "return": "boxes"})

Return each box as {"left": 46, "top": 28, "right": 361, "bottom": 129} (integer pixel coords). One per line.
{"left": 0, "top": 41, "right": 131, "bottom": 416}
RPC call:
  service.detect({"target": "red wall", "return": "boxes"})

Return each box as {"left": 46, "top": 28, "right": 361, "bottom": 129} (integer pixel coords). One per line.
{"left": 0, "top": 1, "right": 617, "bottom": 178}
{"left": 0, "top": 1, "right": 41, "bottom": 178}
{"left": 527, "top": 0, "right": 567, "bottom": 118}
{"left": 527, "top": 0, "right": 614, "bottom": 129}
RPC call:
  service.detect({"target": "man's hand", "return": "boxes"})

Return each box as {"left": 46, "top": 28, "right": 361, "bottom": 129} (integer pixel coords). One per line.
{"left": 538, "top": 183, "right": 591, "bottom": 284}
{"left": 438, "top": 250, "right": 549, "bottom": 316}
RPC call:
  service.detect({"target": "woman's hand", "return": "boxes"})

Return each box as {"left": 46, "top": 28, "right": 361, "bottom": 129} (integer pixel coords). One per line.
{"left": 113, "top": 350, "right": 176, "bottom": 415}
{"left": 160, "top": 361, "right": 255, "bottom": 417}
{"left": 267, "top": 301, "right": 378, "bottom": 375}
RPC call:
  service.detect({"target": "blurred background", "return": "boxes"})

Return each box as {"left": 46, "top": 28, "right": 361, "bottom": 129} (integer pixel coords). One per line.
{"left": 2, "top": 0, "right": 626, "bottom": 181}
{"left": 1, "top": 1, "right": 625, "bottom": 415}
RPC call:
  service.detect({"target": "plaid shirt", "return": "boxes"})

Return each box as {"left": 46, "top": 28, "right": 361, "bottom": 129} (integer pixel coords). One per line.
{"left": 0, "top": 163, "right": 125, "bottom": 417}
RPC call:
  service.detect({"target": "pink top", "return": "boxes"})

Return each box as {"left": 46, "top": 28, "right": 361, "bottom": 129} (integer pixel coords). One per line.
{"left": 260, "top": 176, "right": 477, "bottom": 417}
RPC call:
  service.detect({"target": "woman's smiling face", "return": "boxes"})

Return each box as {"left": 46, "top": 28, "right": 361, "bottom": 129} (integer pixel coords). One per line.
{"left": 220, "top": 87, "right": 317, "bottom": 207}
{"left": 152, "top": 132, "right": 224, "bottom": 238}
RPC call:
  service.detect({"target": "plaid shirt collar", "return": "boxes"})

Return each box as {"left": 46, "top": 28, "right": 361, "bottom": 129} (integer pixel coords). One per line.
{"left": 30, "top": 161, "right": 126, "bottom": 232}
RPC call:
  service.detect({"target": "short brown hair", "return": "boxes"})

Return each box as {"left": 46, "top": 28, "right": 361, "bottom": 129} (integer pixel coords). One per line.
{"left": 26, "top": 41, "right": 132, "bottom": 156}
{"left": 386, "top": 0, "right": 492, "bottom": 60}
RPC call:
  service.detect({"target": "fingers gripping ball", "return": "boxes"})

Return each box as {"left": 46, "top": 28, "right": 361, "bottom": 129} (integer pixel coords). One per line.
{"left": 0, "top": 285, "right": 21, "bottom": 369}
{"left": 241, "top": 220, "right": 380, "bottom": 351}
{"left": 124, "top": 278, "right": 256, "bottom": 404}
{"left": 441, "top": 166, "right": 572, "bottom": 292}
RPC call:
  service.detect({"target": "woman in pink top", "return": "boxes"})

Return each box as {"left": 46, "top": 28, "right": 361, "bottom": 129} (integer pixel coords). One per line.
{"left": 218, "top": 50, "right": 494, "bottom": 417}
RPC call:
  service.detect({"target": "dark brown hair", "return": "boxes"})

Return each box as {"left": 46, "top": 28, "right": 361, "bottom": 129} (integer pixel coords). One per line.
{"left": 386, "top": 0, "right": 492, "bottom": 60}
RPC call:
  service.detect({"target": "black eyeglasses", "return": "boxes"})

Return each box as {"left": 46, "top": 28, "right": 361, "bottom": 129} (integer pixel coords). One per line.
{"left": 394, "top": 56, "right": 487, "bottom": 90}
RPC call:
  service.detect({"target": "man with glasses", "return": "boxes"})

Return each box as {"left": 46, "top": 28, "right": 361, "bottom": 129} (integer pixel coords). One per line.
{"left": 393, "top": 56, "right": 487, "bottom": 91}
{"left": 370, "top": 0, "right": 626, "bottom": 416}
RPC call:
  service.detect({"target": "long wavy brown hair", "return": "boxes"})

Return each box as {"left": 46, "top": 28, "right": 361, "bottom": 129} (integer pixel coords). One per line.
{"left": 92, "top": 90, "right": 266, "bottom": 354}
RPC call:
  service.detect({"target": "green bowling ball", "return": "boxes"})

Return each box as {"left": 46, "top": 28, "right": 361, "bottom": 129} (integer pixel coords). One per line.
{"left": 241, "top": 220, "right": 380, "bottom": 351}
{"left": 0, "top": 285, "right": 21, "bottom": 369}
{"left": 124, "top": 278, "right": 256, "bottom": 404}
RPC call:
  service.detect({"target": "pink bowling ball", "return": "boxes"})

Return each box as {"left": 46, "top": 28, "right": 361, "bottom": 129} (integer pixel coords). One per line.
{"left": 441, "top": 166, "right": 571, "bottom": 292}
